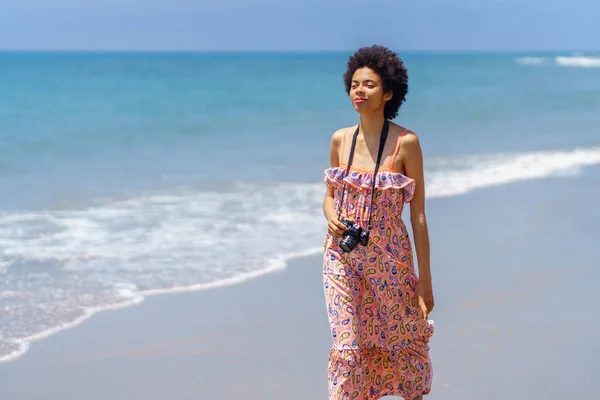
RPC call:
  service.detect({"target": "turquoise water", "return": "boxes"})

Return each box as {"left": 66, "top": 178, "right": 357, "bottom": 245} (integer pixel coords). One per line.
{"left": 0, "top": 51, "right": 599, "bottom": 362}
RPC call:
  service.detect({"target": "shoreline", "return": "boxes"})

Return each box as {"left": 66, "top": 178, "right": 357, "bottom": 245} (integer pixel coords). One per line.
{"left": 3, "top": 147, "right": 600, "bottom": 366}
{"left": 0, "top": 246, "right": 324, "bottom": 365}
{"left": 0, "top": 252, "right": 333, "bottom": 400}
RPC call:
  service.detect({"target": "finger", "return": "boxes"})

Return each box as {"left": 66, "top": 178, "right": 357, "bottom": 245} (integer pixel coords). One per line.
{"left": 418, "top": 296, "right": 429, "bottom": 319}
{"left": 329, "top": 226, "right": 342, "bottom": 238}
{"left": 330, "top": 221, "right": 345, "bottom": 234}
{"left": 334, "top": 220, "right": 347, "bottom": 230}
{"left": 427, "top": 299, "right": 435, "bottom": 312}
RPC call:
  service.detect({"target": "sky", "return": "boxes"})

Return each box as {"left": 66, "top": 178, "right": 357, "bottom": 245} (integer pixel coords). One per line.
{"left": 1, "top": 0, "right": 599, "bottom": 51}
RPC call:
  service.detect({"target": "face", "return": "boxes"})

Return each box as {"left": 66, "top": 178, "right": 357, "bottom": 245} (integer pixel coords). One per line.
{"left": 349, "top": 67, "right": 393, "bottom": 116}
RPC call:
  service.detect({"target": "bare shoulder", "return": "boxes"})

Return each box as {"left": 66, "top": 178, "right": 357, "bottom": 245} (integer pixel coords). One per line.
{"left": 389, "top": 122, "right": 416, "bottom": 141}
{"left": 329, "top": 126, "right": 353, "bottom": 167}
{"left": 332, "top": 125, "right": 356, "bottom": 140}
{"left": 399, "top": 129, "right": 424, "bottom": 180}
{"left": 330, "top": 125, "right": 355, "bottom": 151}
{"left": 400, "top": 129, "right": 422, "bottom": 153}
{"left": 330, "top": 127, "right": 347, "bottom": 146}
{"left": 390, "top": 124, "right": 422, "bottom": 172}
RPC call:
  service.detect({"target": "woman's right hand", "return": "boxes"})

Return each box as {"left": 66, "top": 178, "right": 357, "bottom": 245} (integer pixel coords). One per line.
{"left": 326, "top": 214, "right": 347, "bottom": 238}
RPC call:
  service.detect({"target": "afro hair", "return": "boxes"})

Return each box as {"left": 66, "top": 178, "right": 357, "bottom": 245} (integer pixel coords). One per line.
{"left": 343, "top": 45, "right": 409, "bottom": 120}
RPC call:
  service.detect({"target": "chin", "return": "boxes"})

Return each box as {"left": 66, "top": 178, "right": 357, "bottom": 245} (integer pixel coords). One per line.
{"left": 354, "top": 108, "right": 375, "bottom": 117}
{"left": 352, "top": 104, "right": 367, "bottom": 114}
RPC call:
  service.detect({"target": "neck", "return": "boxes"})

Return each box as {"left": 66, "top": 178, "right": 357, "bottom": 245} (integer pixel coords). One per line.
{"left": 359, "top": 113, "right": 386, "bottom": 138}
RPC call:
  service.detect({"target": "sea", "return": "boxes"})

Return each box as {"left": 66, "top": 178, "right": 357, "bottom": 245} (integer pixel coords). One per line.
{"left": 0, "top": 51, "right": 599, "bottom": 363}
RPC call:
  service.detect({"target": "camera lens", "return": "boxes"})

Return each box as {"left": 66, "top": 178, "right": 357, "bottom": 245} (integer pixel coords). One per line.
{"left": 338, "top": 221, "right": 364, "bottom": 252}
{"left": 339, "top": 235, "right": 358, "bottom": 252}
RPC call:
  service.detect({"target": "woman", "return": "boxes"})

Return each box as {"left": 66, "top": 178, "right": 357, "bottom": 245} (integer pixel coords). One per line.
{"left": 322, "top": 45, "right": 435, "bottom": 400}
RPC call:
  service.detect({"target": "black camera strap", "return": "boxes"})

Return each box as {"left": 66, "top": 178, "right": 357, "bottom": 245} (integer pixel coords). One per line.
{"left": 337, "top": 120, "right": 390, "bottom": 230}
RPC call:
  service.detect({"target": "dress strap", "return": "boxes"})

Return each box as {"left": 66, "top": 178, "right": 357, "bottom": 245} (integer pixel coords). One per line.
{"left": 338, "top": 127, "right": 350, "bottom": 166}
{"left": 386, "top": 128, "right": 410, "bottom": 169}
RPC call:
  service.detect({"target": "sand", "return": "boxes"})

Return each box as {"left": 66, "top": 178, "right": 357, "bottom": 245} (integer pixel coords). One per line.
{"left": 1, "top": 175, "right": 599, "bottom": 400}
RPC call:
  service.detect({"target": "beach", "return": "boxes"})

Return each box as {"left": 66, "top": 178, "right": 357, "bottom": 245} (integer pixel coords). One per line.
{"left": 2, "top": 51, "right": 600, "bottom": 399}
{"left": 1, "top": 171, "right": 599, "bottom": 400}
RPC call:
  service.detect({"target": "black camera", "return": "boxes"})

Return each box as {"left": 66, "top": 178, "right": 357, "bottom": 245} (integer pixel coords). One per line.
{"left": 339, "top": 220, "right": 370, "bottom": 252}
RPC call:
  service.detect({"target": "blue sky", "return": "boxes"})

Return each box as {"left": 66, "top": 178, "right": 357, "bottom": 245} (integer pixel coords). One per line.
{"left": 1, "top": 0, "right": 598, "bottom": 51}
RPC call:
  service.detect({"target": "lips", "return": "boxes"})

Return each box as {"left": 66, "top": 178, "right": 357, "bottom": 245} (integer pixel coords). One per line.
{"left": 354, "top": 97, "right": 366, "bottom": 103}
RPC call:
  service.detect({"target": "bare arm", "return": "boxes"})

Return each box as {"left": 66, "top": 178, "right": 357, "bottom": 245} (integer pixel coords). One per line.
{"left": 323, "top": 129, "right": 347, "bottom": 237}
{"left": 401, "top": 132, "right": 434, "bottom": 313}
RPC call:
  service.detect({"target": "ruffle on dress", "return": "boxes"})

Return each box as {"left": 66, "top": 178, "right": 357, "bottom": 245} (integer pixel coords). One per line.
{"left": 324, "top": 167, "right": 416, "bottom": 203}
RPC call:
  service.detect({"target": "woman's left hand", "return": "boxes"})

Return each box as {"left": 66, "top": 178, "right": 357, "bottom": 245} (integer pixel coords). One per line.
{"left": 416, "top": 277, "right": 434, "bottom": 319}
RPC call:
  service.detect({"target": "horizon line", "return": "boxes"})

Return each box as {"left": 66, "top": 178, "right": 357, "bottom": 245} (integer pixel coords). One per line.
{"left": 0, "top": 48, "right": 596, "bottom": 54}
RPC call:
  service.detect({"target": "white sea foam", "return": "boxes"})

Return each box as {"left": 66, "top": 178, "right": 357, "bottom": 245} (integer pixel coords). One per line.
{"left": 1, "top": 146, "right": 600, "bottom": 363}
{"left": 555, "top": 56, "right": 600, "bottom": 68}
{"left": 427, "top": 147, "right": 600, "bottom": 198}
{"left": 515, "top": 56, "right": 547, "bottom": 65}
{"left": 516, "top": 55, "right": 600, "bottom": 68}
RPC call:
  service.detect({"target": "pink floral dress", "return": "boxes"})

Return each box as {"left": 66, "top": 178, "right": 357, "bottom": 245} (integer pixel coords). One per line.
{"left": 323, "top": 129, "right": 434, "bottom": 400}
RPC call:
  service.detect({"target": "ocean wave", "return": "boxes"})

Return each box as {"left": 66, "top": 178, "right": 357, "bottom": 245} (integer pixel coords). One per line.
{"left": 427, "top": 147, "right": 600, "bottom": 197}
{"left": 555, "top": 56, "right": 600, "bottom": 68}
{"left": 515, "top": 56, "right": 547, "bottom": 65}
{"left": 515, "top": 55, "right": 600, "bottom": 68}
{"left": 1, "top": 146, "right": 600, "bottom": 363}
